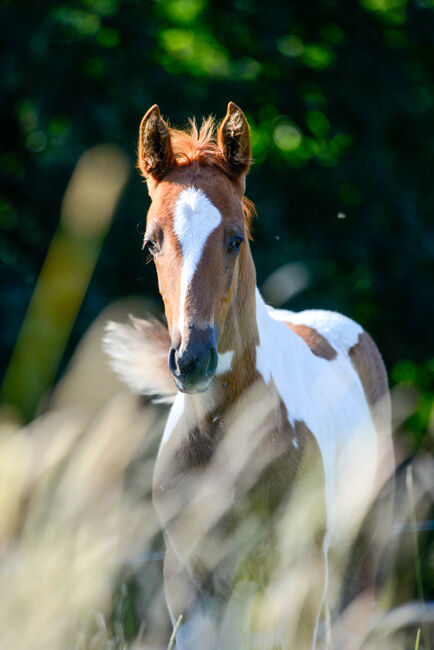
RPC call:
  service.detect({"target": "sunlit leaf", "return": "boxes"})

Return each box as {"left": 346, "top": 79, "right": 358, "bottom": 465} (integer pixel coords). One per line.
{"left": 159, "top": 28, "right": 230, "bottom": 77}
{"left": 302, "top": 44, "right": 335, "bottom": 69}
{"left": 360, "top": 0, "right": 408, "bottom": 24}
{"left": 161, "top": 0, "right": 206, "bottom": 24}
{"left": 277, "top": 35, "right": 304, "bottom": 57}
{"left": 273, "top": 123, "right": 303, "bottom": 152}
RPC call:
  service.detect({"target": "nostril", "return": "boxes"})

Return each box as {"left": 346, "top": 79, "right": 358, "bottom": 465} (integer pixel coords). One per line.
{"left": 168, "top": 347, "right": 178, "bottom": 375}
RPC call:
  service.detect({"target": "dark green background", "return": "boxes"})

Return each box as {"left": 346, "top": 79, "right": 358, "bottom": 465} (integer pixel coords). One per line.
{"left": 1, "top": 0, "right": 433, "bottom": 447}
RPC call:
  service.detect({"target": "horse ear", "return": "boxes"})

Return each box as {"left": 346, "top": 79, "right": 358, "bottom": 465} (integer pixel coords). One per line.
{"left": 218, "top": 102, "right": 251, "bottom": 176}
{"left": 138, "top": 105, "right": 175, "bottom": 181}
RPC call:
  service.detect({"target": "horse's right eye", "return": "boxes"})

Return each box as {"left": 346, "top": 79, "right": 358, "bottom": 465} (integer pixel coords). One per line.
{"left": 143, "top": 237, "right": 158, "bottom": 255}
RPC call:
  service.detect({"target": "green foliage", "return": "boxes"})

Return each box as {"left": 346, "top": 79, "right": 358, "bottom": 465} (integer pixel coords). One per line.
{"left": 392, "top": 358, "right": 434, "bottom": 448}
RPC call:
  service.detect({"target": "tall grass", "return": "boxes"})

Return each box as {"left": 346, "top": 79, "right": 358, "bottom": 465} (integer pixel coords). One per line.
{"left": 0, "top": 321, "right": 432, "bottom": 648}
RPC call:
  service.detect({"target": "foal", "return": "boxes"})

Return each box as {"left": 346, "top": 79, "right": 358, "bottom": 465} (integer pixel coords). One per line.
{"left": 104, "top": 103, "right": 393, "bottom": 649}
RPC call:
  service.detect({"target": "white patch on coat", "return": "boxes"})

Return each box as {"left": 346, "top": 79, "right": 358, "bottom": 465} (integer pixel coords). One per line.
{"left": 269, "top": 305, "right": 363, "bottom": 354}
{"left": 173, "top": 187, "right": 222, "bottom": 334}
{"left": 254, "top": 289, "right": 378, "bottom": 647}
{"left": 216, "top": 349, "right": 234, "bottom": 375}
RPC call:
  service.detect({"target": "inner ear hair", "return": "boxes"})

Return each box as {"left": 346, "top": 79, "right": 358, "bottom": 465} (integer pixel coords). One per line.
{"left": 138, "top": 105, "right": 175, "bottom": 181}
{"left": 218, "top": 101, "right": 251, "bottom": 176}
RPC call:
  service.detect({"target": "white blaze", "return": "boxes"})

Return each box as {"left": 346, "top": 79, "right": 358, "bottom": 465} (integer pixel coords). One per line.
{"left": 173, "top": 187, "right": 222, "bottom": 334}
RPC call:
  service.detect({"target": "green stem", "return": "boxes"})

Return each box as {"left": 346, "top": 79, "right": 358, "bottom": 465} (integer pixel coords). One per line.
{"left": 168, "top": 615, "right": 183, "bottom": 650}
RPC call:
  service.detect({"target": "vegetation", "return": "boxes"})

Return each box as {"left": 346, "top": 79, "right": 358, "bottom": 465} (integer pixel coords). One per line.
{"left": 0, "top": 0, "right": 432, "bottom": 647}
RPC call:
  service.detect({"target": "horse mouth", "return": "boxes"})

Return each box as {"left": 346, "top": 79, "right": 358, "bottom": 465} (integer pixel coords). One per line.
{"left": 173, "top": 376, "right": 213, "bottom": 394}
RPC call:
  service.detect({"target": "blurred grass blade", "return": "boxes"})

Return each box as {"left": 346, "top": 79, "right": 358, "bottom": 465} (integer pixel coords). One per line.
{"left": 415, "top": 627, "right": 421, "bottom": 650}
{"left": 167, "top": 614, "right": 183, "bottom": 650}
{"left": 406, "top": 465, "right": 431, "bottom": 650}
{"left": 0, "top": 145, "right": 129, "bottom": 420}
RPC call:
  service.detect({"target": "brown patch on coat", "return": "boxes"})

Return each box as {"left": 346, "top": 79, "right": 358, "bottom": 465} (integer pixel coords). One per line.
{"left": 285, "top": 322, "right": 337, "bottom": 361}
{"left": 348, "top": 332, "right": 391, "bottom": 439}
{"left": 341, "top": 333, "right": 394, "bottom": 617}
{"left": 348, "top": 329, "right": 394, "bottom": 545}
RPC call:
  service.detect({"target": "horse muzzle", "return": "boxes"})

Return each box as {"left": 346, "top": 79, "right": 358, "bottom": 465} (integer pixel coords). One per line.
{"left": 169, "top": 328, "right": 218, "bottom": 393}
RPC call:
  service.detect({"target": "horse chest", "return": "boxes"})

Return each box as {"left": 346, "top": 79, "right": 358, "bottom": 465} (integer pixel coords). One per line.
{"left": 152, "top": 403, "right": 314, "bottom": 568}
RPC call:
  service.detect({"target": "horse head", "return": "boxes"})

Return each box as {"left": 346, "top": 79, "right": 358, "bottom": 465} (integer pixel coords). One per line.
{"left": 138, "top": 103, "right": 255, "bottom": 393}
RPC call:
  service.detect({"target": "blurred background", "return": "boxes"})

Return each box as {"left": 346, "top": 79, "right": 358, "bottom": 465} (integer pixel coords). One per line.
{"left": 0, "top": 0, "right": 433, "bottom": 648}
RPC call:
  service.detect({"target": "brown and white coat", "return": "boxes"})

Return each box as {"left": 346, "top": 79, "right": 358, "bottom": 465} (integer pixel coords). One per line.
{"left": 104, "top": 103, "right": 393, "bottom": 650}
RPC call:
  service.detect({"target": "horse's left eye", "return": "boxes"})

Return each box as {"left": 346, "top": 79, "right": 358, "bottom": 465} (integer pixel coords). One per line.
{"left": 228, "top": 235, "right": 244, "bottom": 253}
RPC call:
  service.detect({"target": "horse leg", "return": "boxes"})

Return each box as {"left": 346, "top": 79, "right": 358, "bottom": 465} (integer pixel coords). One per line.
{"left": 163, "top": 543, "right": 224, "bottom": 650}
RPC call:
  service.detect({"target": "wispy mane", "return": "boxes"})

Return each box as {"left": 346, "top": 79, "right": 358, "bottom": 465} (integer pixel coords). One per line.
{"left": 170, "top": 116, "right": 256, "bottom": 236}
{"left": 170, "top": 116, "right": 219, "bottom": 166}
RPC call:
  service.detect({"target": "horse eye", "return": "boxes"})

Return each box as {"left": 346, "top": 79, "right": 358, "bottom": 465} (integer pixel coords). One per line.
{"left": 228, "top": 235, "right": 244, "bottom": 253}
{"left": 143, "top": 237, "right": 158, "bottom": 255}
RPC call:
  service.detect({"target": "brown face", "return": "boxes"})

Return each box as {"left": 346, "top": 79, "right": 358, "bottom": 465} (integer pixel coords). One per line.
{"left": 144, "top": 167, "right": 247, "bottom": 393}
{"left": 138, "top": 101, "right": 251, "bottom": 393}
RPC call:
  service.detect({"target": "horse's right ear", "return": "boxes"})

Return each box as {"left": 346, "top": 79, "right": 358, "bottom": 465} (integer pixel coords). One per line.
{"left": 138, "top": 105, "right": 175, "bottom": 183}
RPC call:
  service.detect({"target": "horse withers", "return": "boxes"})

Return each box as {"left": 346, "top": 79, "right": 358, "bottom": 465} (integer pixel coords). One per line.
{"left": 104, "top": 103, "right": 394, "bottom": 649}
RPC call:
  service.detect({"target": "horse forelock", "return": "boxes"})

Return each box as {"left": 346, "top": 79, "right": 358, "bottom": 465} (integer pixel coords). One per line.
{"left": 170, "top": 116, "right": 218, "bottom": 166}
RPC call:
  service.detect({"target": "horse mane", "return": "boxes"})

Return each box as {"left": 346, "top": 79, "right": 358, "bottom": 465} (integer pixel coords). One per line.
{"left": 170, "top": 116, "right": 219, "bottom": 167}
{"left": 170, "top": 117, "right": 256, "bottom": 237}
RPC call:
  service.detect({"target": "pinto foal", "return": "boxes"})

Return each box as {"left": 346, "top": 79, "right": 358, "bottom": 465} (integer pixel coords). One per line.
{"left": 104, "top": 103, "right": 393, "bottom": 649}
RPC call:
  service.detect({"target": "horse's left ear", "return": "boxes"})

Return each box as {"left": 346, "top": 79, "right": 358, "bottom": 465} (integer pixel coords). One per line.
{"left": 138, "top": 104, "right": 175, "bottom": 182}
{"left": 218, "top": 102, "right": 251, "bottom": 177}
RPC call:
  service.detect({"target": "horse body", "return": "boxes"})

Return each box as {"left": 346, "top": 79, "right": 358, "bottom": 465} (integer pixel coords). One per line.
{"left": 153, "top": 297, "right": 384, "bottom": 649}
{"left": 104, "top": 103, "right": 393, "bottom": 649}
